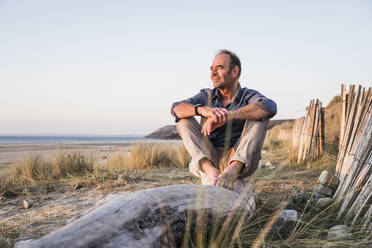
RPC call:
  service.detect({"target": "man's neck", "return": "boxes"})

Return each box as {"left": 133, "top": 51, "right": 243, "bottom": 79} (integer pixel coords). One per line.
{"left": 218, "top": 81, "right": 239, "bottom": 102}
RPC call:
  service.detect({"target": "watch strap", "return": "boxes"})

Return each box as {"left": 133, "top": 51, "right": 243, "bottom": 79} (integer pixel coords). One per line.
{"left": 195, "top": 105, "right": 201, "bottom": 116}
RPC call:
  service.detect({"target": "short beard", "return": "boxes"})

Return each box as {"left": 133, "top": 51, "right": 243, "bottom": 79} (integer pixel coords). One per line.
{"left": 216, "top": 84, "right": 228, "bottom": 90}
{"left": 213, "top": 69, "right": 233, "bottom": 89}
{"left": 214, "top": 81, "right": 228, "bottom": 89}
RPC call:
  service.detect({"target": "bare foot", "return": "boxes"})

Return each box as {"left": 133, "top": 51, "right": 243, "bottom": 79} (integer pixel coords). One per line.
{"left": 201, "top": 158, "right": 220, "bottom": 185}
{"left": 216, "top": 161, "right": 244, "bottom": 189}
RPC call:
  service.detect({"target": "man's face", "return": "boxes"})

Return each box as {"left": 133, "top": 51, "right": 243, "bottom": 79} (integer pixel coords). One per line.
{"left": 210, "top": 54, "right": 235, "bottom": 89}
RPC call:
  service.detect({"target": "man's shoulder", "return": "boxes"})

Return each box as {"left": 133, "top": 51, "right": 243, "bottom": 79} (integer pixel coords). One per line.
{"left": 239, "top": 86, "right": 260, "bottom": 95}
{"left": 198, "top": 88, "right": 214, "bottom": 96}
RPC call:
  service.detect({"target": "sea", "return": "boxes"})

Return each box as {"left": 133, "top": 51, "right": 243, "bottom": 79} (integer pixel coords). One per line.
{"left": 0, "top": 135, "right": 176, "bottom": 144}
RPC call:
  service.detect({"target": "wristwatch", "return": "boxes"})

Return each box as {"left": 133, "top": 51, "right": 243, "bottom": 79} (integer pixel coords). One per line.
{"left": 195, "top": 105, "right": 202, "bottom": 116}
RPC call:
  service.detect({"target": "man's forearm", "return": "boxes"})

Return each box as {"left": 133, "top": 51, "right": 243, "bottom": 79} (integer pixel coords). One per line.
{"left": 173, "top": 102, "right": 197, "bottom": 119}
{"left": 229, "top": 104, "right": 269, "bottom": 120}
{"left": 173, "top": 103, "right": 218, "bottom": 120}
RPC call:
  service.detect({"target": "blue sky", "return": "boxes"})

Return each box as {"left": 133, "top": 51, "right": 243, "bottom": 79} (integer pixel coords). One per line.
{"left": 0, "top": 0, "right": 371, "bottom": 135}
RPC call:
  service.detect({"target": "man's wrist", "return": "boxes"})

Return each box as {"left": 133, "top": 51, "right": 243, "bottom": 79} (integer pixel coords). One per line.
{"left": 228, "top": 110, "right": 235, "bottom": 120}
{"left": 195, "top": 105, "right": 203, "bottom": 117}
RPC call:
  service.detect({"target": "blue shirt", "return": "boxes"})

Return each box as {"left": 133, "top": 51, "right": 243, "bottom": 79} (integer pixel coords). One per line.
{"left": 171, "top": 84, "right": 277, "bottom": 148}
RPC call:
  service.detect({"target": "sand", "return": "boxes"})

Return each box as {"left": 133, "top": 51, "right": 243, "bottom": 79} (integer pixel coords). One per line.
{"left": 0, "top": 142, "right": 134, "bottom": 170}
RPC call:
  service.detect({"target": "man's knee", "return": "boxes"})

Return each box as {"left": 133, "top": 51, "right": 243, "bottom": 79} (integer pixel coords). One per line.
{"left": 177, "top": 118, "right": 191, "bottom": 128}
{"left": 176, "top": 117, "right": 199, "bottom": 134}
{"left": 238, "top": 119, "right": 269, "bottom": 142}
{"left": 243, "top": 119, "right": 269, "bottom": 133}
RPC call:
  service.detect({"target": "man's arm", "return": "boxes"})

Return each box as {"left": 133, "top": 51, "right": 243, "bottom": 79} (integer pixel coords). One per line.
{"left": 173, "top": 103, "right": 229, "bottom": 123}
{"left": 228, "top": 103, "right": 270, "bottom": 121}
{"left": 172, "top": 102, "right": 197, "bottom": 119}
{"left": 201, "top": 103, "right": 269, "bottom": 136}
{"left": 171, "top": 89, "right": 209, "bottom": 121}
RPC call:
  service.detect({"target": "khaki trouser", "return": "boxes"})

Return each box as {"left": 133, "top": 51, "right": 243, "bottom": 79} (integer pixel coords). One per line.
{"left": 177, "top": 117, "right": 268, "bottom": 184}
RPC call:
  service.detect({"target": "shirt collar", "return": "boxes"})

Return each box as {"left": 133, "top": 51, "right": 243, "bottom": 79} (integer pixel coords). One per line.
{"left": 212, "top": 83, "right": 243, "bottom": 103}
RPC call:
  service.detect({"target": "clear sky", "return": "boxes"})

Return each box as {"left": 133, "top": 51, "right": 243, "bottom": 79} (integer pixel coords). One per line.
{"left": 0, "top": 0, "right": 371, "bottom": 135}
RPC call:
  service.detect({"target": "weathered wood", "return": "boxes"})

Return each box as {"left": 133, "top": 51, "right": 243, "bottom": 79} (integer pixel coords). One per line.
{"left": 307, "top": 101, "right": 315, "bottom": 159}
{"left": 338, "top": 153, "right": 371, "bottom": 220}
{"left": 315, "top": 102, "right": 322, "bottom": 157}
{"left": 301, "top": 101, "right": 312, "bottom": 161}
{"left": 319, "top": 107, "right": 325, "bottom": 154}
{"left": 297, "top": 117, "right": 306, "bottom": 162}
{"left": 311, "top": 100, "right": 320, "bottom": 159}
{"left": 360, "top": 205, "right": 372, "bottom": 231}
{"left": 345, "top": 85, "right": 355, "bottom": 126}
{"left": 347, "top": 87, "right": 364, "bottom": 150}
{"left": 314, "top": 102, "right": 323, "bottom": 157}
{"left": 336, "top": 86, "right": 360, "bottom": 176}
{"left": 360, "top": 88, "right": 372, "bottom": 120}
{"left": 303, "top": 101, "right": 316, "bottom": 161}
{"left": 340, "top": 86, "right": 364, "bottom": 178}
{"left": 333, "top": 84, "right": 372, "bottom": 230}
{"left": 297, "top": 99, "right": 324, "bottom": 163}
{"left": 336, "top": 88, "right": 354, "bottom": 175}
{"left": 348, "top": 172, "right": 372, "bottom": 225}
{"left": 342, "top": 99, "right": 372, "bottom": 182}
{"left": 339, "top": 84, "right": 347, "bottom": 152}
{"left": 292, "top": 117, "right": 305, "bottom": 148}
{"left": 334, "top": 102, "right": 372, "bottom": 199}
{"left": 298, "top": 100, "right": 313, "bottom": 163}
{"left": 15, "top": 184, "right": 256, "bottom": 248}
{"left": 335, "top": 103, "right": 372, "bottom": 219}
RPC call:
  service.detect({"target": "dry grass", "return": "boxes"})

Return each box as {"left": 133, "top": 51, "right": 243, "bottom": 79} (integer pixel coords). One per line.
{"left": 0, "top": 169, "right": 12, "bottom": 196}
{"left": 128, "top": 143, "right": 176, "bottom": 168}
{"left": 11, "top": 154, "right": 53, "bottom": 184}
{"left": 0, "top": 151, "right": 95, "bottom": 196}
{"left": 9, "top": 151, "right": 94, "bottom": 185}
{"left": 176, "top": 144, "right": 191, "bottom": 168}
{"left": 323, "top": 95, "right": 341, "bottom": 156}
{"left": 262, "top": 121, "right": 299, "bottom": 166}
{"left": 2, "top": 130, "right": 370, "bottom": 247}
{"left": 53, "top": 150, "right": 94, "bottom": 177}
{"left": 103, "top": 143, "right": 190, "bottom": 171}
{"left": 0, "top": 144, "right": 191, "bottom": 197}
{"left": 263, "top": 121, "right": 293, "bottom": 151}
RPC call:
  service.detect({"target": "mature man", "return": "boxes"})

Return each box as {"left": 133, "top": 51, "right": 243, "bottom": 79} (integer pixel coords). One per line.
{"left": 171, "top": 50, "right": 277, "bottom": 190}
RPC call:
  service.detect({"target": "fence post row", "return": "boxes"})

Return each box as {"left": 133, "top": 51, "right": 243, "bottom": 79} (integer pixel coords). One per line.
{"left": 333, "top": 84, "right": 372, "bottom": 228}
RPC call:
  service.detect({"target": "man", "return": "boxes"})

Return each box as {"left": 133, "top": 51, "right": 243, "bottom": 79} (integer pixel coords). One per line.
{"left": 171, "top": 50, "right": 277, "bottom": 190}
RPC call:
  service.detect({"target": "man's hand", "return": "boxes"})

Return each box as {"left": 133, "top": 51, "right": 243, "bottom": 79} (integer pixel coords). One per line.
{"left": 201, "top": 117, "right": 225, "bottom": 136}
{"left": 199, "top": 106, "right": 229, "bottom": 124}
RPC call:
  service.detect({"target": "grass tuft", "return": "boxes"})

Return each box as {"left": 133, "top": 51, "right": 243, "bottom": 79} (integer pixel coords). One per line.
{"left": 103, "top": 143, "right": 191, "bottom": 170}
{"left": 129, "top": 143, "right": 176, "bottom": 168}
{"left": 0, "top": 169, "right": 13, "bottom": 196}
{"left": 53, "top": 151, "right": 94, "bottom": 177}
{"left": 11, "top": 154, "right": 53, "bottom": 184}
{"left": 176, "top": 144, "right": 191, "bottom": 168}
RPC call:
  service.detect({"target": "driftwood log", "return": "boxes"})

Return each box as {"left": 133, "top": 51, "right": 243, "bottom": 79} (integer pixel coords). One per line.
{"left": 15, "top": 184, "right": 255, "bottom": 248}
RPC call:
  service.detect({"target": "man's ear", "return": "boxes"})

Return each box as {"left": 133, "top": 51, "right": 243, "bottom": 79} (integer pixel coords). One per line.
{"left": 232, "top": 65, "right": 239, "bottom": 78}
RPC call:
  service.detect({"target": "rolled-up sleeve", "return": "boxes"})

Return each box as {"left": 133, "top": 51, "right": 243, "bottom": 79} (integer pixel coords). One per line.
{"left": 245, "top": 90, "right": 277, "bottom": 119}
{"left": 170, "top": 89, "right": 209, "bottom": 122}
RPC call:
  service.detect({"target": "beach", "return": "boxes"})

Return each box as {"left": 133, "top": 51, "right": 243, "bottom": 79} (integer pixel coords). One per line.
{"left": 0, "top": 142, "right": 134, "bottom": 169}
